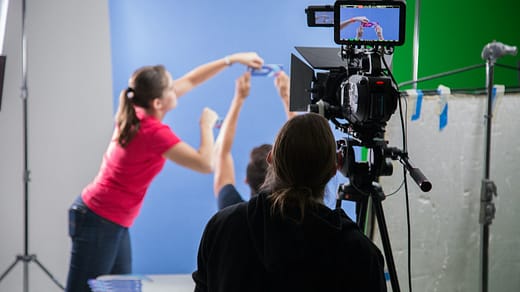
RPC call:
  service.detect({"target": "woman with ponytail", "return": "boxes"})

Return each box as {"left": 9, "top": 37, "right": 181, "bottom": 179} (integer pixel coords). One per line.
{"left": 66, "top": 52, "right": 263, "bottom": 292}
{"left": 194, "top": 113, "right": 387, "bottom": 292}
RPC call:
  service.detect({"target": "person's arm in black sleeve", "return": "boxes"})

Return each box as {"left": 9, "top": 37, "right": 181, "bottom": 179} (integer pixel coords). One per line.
{"left": 217, "top": 184, "right": 245, "bottom": 210}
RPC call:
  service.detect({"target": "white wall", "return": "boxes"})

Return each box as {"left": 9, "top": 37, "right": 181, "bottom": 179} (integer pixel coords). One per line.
{"left": 380, "top": 93, "right": 520, "bottom": 291}
{"left": 0, "top": 1, "right": 113, "bottom": 291}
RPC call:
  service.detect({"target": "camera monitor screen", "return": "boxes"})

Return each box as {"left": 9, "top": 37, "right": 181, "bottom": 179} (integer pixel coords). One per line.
{"left": 315, "top": 11, "right": 334, "bottom": 25}
{"left": 334, "top": 1, "right": 405, "bottom": 46}
{"left": 306, "top": 5, "right": 334, "bottom": 27}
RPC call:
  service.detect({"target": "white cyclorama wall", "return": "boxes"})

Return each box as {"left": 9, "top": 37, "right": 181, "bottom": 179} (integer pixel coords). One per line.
{"left": 379, "top": 93, "right": 520, "bottom": 291}
{"left": 0, "top": 1, "right": 113, "bottom": 292}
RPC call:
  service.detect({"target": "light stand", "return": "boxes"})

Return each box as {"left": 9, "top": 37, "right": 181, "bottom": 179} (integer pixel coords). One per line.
{"left": 0, "top": 0, "right": 64, "bottom": 290}
{"left": 479, "top": 41, "right": 517, "bottom": 292}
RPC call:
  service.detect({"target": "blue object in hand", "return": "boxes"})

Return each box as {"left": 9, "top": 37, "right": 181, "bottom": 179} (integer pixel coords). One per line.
{"left": 248, "top": 64, "right": 283, "bottom": 77}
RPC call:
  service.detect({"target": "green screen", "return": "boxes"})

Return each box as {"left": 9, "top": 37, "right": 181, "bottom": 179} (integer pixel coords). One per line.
{"left": 393, "top": 0, "right": 519, "bottom": 91}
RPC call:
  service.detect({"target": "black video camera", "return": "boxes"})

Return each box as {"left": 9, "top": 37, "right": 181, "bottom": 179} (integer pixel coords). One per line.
{"left": 292, "top": 0, "right": 405, "bottom": 139}
{"left": 297, "top": 1, "right": 432, "bottom": 223}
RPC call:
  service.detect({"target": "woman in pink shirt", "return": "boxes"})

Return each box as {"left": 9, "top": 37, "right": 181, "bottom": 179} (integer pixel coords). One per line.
{"left": 65, "top": 52, "right": 263, "bottom": 292}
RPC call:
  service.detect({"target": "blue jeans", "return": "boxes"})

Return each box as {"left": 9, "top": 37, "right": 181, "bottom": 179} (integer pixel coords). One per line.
{"left": 65, "top": 196, "right": 132, "bottom": 292}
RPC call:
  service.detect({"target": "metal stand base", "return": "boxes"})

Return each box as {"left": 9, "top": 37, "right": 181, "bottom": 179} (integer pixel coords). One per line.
{"left": 0, "top": 254, "right": 65, "bottom": 291}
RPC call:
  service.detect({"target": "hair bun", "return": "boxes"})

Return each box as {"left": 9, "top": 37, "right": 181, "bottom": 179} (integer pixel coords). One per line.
{"left": 126, "top": 87, "right": 135, "bottom": 99}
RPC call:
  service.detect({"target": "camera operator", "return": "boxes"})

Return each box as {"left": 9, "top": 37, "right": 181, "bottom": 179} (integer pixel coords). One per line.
{"left": 213, "top": 71, "right": 297, "bottom": 210}
{"left": 193, "top": 113, "right": 386, "bottom": 292}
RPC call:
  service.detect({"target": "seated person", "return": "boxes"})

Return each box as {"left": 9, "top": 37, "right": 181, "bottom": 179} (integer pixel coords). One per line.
{"left": 193, "top": 113, "right": 387, "bottom": 292}
{"left": 213, "top": 71, "right": 296, "bottom": 209}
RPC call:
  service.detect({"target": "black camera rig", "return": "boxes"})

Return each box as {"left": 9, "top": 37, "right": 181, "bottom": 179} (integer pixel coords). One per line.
{"left": 290, "top": 2, "right": 431, "bottom": 292}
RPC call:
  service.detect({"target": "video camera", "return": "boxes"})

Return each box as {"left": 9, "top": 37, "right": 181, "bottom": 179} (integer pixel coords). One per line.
{"left": 294, "top": 5, "right": 430, "bottom": 290}
{"left": 291, "top": 0, "right": 405, "bottom": 142}
{"left": 291, "top": 1, "right": 431, "bottom": 192}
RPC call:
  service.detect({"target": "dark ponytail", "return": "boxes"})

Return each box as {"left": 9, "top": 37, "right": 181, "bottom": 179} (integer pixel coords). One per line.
{"left": 115, "top": 65, "right": 169, "bottom": 147}
{"left": 115, "top": 88, "right": 140, "bottom": 147}
{"left": 261, "top": 113, "right": 337, "bottom": 222}
{"left": 268, "top": 186, "right": 317, "bottom": 223}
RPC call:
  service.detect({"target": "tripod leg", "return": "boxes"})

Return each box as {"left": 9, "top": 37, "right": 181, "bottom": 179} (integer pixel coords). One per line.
{"left": 373, "top": 198, "right": 401, "bottom": 292}
{"left": 338, "top": 195, "right": 374, "bottom": 240}
{"left": 361, "top": 196, "right": 376, "bottom": 239}
{"left": 356, "top": 196, "right": 368, "bottom": 231}
{"left": 0, "top": 257, "right": 22, "bottom": 282}
{"left": 33, "top": 257, "right": 65, "bottom": 290}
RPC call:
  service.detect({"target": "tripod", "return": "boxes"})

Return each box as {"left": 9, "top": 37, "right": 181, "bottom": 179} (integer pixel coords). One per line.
{"left": 337, "top": 181, "right": 401, "bottom": 292}
{"left": 0, "top": 0, "right": 64, "bottom": 290}
{"left": 335, "top": 135, "right": 431, "bottom": 292}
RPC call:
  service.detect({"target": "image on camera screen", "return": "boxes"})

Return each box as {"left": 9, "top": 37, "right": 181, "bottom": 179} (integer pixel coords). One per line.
{"left": 338, "top": 4, "right": 400, "bottom": 43}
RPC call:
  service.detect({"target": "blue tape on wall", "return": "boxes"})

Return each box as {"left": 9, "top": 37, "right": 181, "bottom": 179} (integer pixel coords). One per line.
{"left": 437, "top": 85, "right": 450, "bottom": 131}
{"left": 411, "top": 89, "right": 423, "bottom": 121}
{"left": 439, "top": 103, "right": 448, "bottom": 130}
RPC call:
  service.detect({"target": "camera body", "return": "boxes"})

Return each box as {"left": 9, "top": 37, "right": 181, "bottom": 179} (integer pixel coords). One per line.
{"left": 307, "top": 48, "right": 398, "bottom": 131}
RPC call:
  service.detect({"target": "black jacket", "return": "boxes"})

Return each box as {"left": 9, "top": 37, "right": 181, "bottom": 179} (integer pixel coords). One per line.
{"left": 193, "top": 192, "right": 387, "bottom": 292}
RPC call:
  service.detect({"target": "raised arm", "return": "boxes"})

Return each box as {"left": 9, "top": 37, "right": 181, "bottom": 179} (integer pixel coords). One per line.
{"left": 375, "top": 24, "right": 384, "bottom": 40}
{"left": 163, "top": 107, "right": 218, "bottom": 173}
{"left": 274, "top": 71, "right": 297, "bottom": 120}
{"left": 174, "top": 52, "right": 263, "bottom": 98}
{"left": 213, "top": 72, "right": 251, "bottom": 196}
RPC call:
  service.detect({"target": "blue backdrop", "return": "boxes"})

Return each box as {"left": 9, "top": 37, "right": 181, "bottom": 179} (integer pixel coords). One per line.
{"left": 108, "top": 0, "right": 357, "bottom": 274}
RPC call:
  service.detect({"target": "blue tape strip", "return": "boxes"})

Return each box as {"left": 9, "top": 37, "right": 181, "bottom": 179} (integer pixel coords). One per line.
{"left": 411, "top": 89, "right": 423, "bottom": 121}
{"left": 491, "top": 86, "right": 497, "bottom": 111}
{"left": 439, "top": 103, "right": 448, "bottom": 130}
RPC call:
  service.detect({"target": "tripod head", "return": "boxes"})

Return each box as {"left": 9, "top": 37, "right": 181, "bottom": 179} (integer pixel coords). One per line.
{"left": 335, "top": 128, "right": 431, "bottom": 203}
